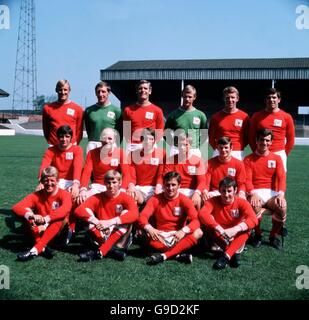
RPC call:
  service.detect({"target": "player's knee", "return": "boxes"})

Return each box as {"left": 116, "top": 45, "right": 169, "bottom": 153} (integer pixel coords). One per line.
{"left": 193, "top": 228, "right": 203, "bottom": 240}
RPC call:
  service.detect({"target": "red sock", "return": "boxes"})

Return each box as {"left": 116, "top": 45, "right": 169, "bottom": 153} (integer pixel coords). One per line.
{"left": 164, "top": 234, "right": 197, "bottom": 260}
{"left": 30, "top": 225, "right": 41, "bottom": 242}
{"left": 35, "top": 221, "right": 63, "bottom": 253}
{"left": 270, "top": 219, "right": 283, "bottom": 238}
{"left": 99, "top": 230, "right": 123, "bottom": 256}
{"left": 225, "top": 233, "right": 249, "bottom": 258}
{"left": 89, "top": 227, "right": 105, "bottom": 246}
{"left": 148, "top": 239, "right": 168, "bottom": 252}
{"left": 255, "top": 220, "right": 263, "bottom": 236}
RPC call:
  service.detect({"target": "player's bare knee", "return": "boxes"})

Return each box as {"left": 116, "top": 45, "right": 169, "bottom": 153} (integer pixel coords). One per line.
{"left": 193, "top": 228, "right": 203, "bottom": 240}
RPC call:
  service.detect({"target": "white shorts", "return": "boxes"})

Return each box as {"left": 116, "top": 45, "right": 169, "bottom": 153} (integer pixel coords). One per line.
{"left": 58, "top": 179, "right": 73, "bottom": 190}
{"left": 253, "top": 189, "right": 279, "bottom": 205}
{"left": 86, "top": 141, "right": 102, "bottom": 154}
{"left": 212, "top": 149, "right": 244, "bottom": 161}
{"left": 207, "top": 190, "right": 221, "bottom": 199}
{"left": 274, "top": 150, "right": 287, "bottom": 172}
{"left": 158, "top": 230, "right": 177, "bottom": 248}
{"left": 125, "top": 142, "right": 143, "bottom": 153}
{"left": 135, "top": 185, "right": 155, "bottom": 201}
{"left": 88, "top": 224, "right": 128, "bottom": 243}
{"left": 179, "top": 188, "right": 195, "bottom": 198}
{"left": 169, "top": 145, "right": 201, "bottom": 158}
{"left": 86, "top": 183, "right": 107, "bottom": 198}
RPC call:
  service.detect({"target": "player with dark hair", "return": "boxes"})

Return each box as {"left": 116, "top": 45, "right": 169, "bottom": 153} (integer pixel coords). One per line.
{"left": 202, "top": 136, "right": 246, "bottom": 202}
{"left": 84, "top": 81, "right": 122, "bottom": 153}
{"left": 138, "top": 171, "right": 203, "bottom": 265}
{"left": 249, "top": 87, "right": 295, "bottom": 171}
{"left": 244, "top": 128, "right": 287, "bottom": 250}
{"left": 199, "top": 176, "right": 257, "bottom": 270}
{"left": 123, "top": 80, "right": 164, "bottom": 152}
{"left": 37, "top": 125, "right": 83, "bottom": 201}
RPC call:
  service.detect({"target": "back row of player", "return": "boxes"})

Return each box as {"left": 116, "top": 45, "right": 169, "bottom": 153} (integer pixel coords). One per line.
{"left": 42, "top": 79, "right": 295, "bottom": 171}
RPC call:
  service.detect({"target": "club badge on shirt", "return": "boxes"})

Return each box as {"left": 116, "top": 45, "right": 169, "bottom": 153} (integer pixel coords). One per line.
{"left": 110, "top": 158, "right": 119, "bottom": 166}
{"left": 67, "top": 108, "right": 75, "bottom": 116}
{"left": 65, "top": 152, "right": 74, "bottom": 160}
{"left": 230, "top": 209, "right": 239, "bottom": 218}
{"left": 115, "top": 204, "right": 123, "bottom": 213}
{"left": 234, "top": 119, "right": 243, "bottom": 127}
{"left": 145, "top": 112, "right": 154, "bottom": 120}
{"left": 273, "top": 119, "right": 282, "bottom": 127}
{"left": 173, "top": 207, "right": 182, "bottom": 216}
{"left": 52, "top": 201, "right": 60, "bottom": 210}
{"left": 150, "top": 157, "right": 159, "bottom": 165}
{"left": 227, "top": 168, "right": 236, "bottom": 177}
{"left": 268, "top": 160, "right": 276, "bottom": 168}
{"left": 107, "top": 111, "right": 115, "bottom": 119}
{"left": 188, "top": 166, "right": 196, "bottom": 174}
{"left": 193, "top": 117, "right": 201, "bottom": 125}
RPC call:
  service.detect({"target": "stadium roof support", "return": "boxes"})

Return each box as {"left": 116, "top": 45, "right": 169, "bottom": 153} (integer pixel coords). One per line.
{"left": 101, "top": 57, "right": 309, "bottom": 81}
{"left": 0, "top": 89, "right": 9, "bottom": 97}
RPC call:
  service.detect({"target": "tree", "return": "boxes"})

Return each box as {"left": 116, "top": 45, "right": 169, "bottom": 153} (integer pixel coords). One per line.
{"left": 33, "top": 94, "right": 57, "bottom": 112}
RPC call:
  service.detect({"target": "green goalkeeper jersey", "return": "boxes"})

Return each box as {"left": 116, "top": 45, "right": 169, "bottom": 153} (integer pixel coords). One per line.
{"left": 85, "top": 103, "right": 122, "bottom": 141}
{"left": 164, "top": 107, "right": 207, "bottom": 148}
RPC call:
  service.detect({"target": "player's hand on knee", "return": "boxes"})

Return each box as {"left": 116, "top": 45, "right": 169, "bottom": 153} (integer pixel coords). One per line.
{"left": 275, "top": 194, "right": 286, "bottom": 208}
{"left": 70, "top": 183, "right": 80, "bottom": 200}
{"left": 77, "top": 189, "right": 87, "bottom": 205}
{"left": 173, "top": 230, "right": 185, "bottom": 243}
{"left": 250, "top": 193, "right": 262, "bottom": 208}
{"left": 201, "top": 189, "right": 210, "bottom": 203}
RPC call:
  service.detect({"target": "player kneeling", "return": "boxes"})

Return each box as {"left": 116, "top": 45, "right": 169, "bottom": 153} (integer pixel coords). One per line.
{"left": 74, "top": 170, "right": 139, "bottom": 262}
{"left": 138, "top": 171, "right": 203, "bottom": 265}
{"left": 199, "top": 177, "right": 258, "bottom": 270}
{"left": 12, "top": 166, "right": 72, "bottom": 261}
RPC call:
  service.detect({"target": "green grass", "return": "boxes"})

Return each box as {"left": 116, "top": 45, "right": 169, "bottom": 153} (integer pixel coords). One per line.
{"left": 0, "top": 136, "right": 309, "bottom": 300}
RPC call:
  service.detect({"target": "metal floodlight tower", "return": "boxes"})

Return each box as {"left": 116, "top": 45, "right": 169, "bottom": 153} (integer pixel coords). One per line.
{"left": 12, "top": 0, "right": 37, "bottom": 114}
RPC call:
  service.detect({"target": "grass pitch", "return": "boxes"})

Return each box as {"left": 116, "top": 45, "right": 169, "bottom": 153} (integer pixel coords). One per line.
{"left": 0, "top": 135, "right": 309, "bottom": 300}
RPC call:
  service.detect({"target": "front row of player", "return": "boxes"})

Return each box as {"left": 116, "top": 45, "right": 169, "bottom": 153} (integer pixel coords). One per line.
{"left": 14, "top": 166, "right": 275, "bottom": 270}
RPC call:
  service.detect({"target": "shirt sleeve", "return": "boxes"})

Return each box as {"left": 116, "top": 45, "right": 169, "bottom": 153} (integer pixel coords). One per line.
{"left": 38, "top": 148, "right": 54, "bottom": 180}
{"left": 285, "top": 113, "right": 295, "bottom": 155}
{"left": 182, "top": 197, "right": 200, "bottom": 232}
{"left": 12, "top": 193, "right": 37, "bottom": 218}
{"left": 73, "top": 146, "right": 84, "bottom": 182}
{"left": 74, "top": 195, "right": 100, "bottom": 222}
{"left": 118, "top": 196, "right": 139, "bottom": 224}
{"left": 236, "top": 160, "right": 246, "bottom": 193}
{"left": 198, "top": 199, "right": 218, "bottom": 228}
{"left": 239, "top": 199, "right": 258, "bottom": 229}
{"left": 76, "top": 107, "right": 84, "bottom": 145}
{"left": 244, "top": 157, "right": 254, "bottom": 193}
{"left": 80, "top": 151, "right": 93, "bottom": 188}
{"left": 138, "top": 197, "right": 157, "bottom": 229}
{"left": 42, "top": 105, "right": 50, "bottom": 143}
